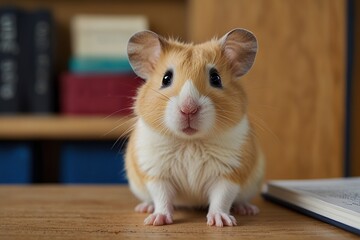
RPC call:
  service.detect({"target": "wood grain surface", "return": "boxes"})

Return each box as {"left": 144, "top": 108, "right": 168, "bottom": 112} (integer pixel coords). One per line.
{"left": 350, "top": 0, "right": 360, "bottom": 176}
{"left": 0, "top": 116, "right": 135, "bottom": 140}
{"left": 188, "top": 0, "right": 346, "bottom": 179}
{"left": 0, "top": 185, "right": 357, "bottom": 240}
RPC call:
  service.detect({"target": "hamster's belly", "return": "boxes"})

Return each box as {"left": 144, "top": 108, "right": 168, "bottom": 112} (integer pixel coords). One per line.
{"left": 138, "top": 141, "right": 241, "bottom": 207}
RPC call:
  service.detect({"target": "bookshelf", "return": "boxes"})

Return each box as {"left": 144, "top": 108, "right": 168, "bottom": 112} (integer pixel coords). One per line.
{"left": 0, "top": 0, "right": 187, "bottom": 137}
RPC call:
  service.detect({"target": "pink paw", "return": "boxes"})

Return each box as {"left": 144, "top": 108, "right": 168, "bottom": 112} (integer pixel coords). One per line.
{"left": 135, "top": 202, "right": 154, "bottom": 213}
{"left": 233, "top": 203, "right": 259, "bottom": 216}
{"left": 144, "top": 213, "right": 173, "bottom": 226}
{"left": 207, "top": 212, "right": 237, "bottom": 227}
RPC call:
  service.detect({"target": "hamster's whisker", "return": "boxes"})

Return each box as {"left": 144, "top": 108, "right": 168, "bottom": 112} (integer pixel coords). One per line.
{"left": 249, "top": 103, "right": 279, "bottom": 111}
{"left": 248, "top": 128, "right": 262, "bottom": 145}
{"left": 212, "top": 121, "right": 231, "bottom": 136}
{"left": 148, "top": 87, "right": 172, "bottom": 101}
{"left": 102, "top": 107, "right": 136, "bottom": 120}
{"left": 248, "top": 112, "right": 280, "bottom": 144}
{"left": 217, "top": 114, "right": 239, "bottom": 126}
{"left": 112, "top": 125, "right": 136, "bottom": 150}
{"left": 102, "top": 116, "right": 137, "bottom": 138}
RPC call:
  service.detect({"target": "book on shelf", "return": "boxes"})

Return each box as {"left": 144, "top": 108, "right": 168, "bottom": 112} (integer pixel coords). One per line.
{"left": 262, "top": 177, "right": 360, "bottom": 235}
{"left": 60, "top": 72, "right": 144, "bottom": 116}
{"left": 0, "top": 7, "right": 22, "bottom": 114}
{"left": 0, "top": 6, "right": 55, "bottom": 114}
{"left": 26, "top": 9, "right": 55, "bottom": 114}
{"left": 60, "top": 141, "right": 128, "bottom": 184}
{"left": 0, "top": 143, "right": 33, "bottom": 183}
{"left": 71, "top": 15, "right": 148, "bottom": 58}
{"left": 69, "top": 57, "right": 133, "bottom": 73}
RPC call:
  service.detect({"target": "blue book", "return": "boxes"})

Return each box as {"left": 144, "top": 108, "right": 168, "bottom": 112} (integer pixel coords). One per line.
{"left": 69, "top": 57, "right": 133, "bottom": 73}
{"left": 0, "top": 143, "right": 32, "bottom": 183}
{"left": 60, "top": 141, "right": 128, "bottom": 184}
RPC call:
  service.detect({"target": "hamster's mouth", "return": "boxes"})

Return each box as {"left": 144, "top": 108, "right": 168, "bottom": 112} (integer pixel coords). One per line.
{"left": 182, "top": 127, "right": 198, "bottom": 135}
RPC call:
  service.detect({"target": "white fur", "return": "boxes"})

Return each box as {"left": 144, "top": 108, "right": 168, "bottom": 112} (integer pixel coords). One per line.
{"left": 206, "top": 179, "right": 240, "bottom": 226}
{"left": 208, "top": 179, "right": 240, "bottom": 213}
{"left": 134, "top": 115, "right": 250, "bottom": 207}
{"left": 164, "top": 80, "right": 215, "bottom": 139}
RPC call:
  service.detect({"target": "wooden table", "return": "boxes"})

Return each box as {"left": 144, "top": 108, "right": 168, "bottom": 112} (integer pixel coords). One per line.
{"left": 0, "top": 185, "right": 357, "bottom": 239}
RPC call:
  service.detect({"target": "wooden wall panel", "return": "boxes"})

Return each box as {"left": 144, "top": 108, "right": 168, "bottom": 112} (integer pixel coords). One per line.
{"left": 188, "top": 0, "right": 346, "bottom": 179}
{"left": 350, "top": 0, "right": 360, "bottom": 176}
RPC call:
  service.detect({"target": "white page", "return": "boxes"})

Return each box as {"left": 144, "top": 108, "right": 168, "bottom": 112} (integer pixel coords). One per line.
{"left": 270, "top": 178, "right": 360, "bottom": 214}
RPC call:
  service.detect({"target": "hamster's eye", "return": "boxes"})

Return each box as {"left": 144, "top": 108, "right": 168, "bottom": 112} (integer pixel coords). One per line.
{"left": 209, "top": 68, "right": 222, "bottom": 88}
{"left": 161, "top": 70, "right": 173, "bottom": 88}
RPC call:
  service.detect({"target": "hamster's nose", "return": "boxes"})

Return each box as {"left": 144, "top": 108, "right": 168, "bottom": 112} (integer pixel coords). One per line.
{"left": 180, "top": 106, "right": 199, "bottom": 116}
{"left": 180, "top": 98, "right": 199, "bottom": 116}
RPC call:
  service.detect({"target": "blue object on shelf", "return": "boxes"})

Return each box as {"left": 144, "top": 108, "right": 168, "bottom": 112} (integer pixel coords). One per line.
{"left": 60, "top": 142, "right": 127, "bottom": 184}
{"left": 0, "top": 143, "right": 32, "bottom": 183}
{"left": 69, "top": 57, "right": 133, "bottom": 73}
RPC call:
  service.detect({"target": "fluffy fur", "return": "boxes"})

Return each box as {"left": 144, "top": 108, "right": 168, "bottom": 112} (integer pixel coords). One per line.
{"left": 125, "top": 29, "right": 264, "bottom": 227}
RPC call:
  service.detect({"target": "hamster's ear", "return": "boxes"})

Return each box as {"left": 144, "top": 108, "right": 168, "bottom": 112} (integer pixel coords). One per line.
{"left": 127, "top": 31, "right": 163, "bottom": 80}
{"left": 220, "top": 28, "right": 258, "bottom": 78}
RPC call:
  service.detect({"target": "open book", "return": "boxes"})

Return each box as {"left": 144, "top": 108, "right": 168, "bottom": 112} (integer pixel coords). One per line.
{"left": 262, "top": 178, "right": 360, "bottom": 235}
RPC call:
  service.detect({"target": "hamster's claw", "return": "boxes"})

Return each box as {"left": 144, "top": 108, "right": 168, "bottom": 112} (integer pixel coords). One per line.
{"left": 207, "top": 212, "right": 237, "bottom": 227}
{"left": 232, "top": 203, "right": 260, "bottom": 216}
{"left": 135, "top": 202, "right": 155, "bottom": 213}
{"left": 144, "top": 213, "right": 173, "bottom": 226}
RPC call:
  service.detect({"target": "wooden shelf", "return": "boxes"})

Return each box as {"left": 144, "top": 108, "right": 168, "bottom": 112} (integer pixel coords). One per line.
{"left": 0, "top": 116, "right": 136, "bottom": 140}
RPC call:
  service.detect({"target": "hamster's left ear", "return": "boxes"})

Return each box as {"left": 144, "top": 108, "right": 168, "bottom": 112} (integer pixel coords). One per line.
{"left": 127, "top": 31, "right": 164, "bottom": 80}
{"left": 220, "top": 28, "right": 258, "bottom": 78}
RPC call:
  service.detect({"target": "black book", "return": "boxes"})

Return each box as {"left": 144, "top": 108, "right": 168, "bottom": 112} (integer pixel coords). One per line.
{"left": 26, "top": 9, "right": 55, "bottom": 114}
{"left": 0, "top": 7, "right": 22, "bottom": 114}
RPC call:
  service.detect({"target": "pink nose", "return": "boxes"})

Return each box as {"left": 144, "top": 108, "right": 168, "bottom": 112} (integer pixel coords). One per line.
{"left": 180, "top": 98, "right": 199, "bottom": 116}
{"left": 180, "top": 106, "right": 199, "bottom": 116}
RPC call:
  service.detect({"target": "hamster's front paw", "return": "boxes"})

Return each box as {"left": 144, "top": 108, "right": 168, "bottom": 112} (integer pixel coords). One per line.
{"left": 135, "top": 202, "right": 154, "bottom": 213}
{"left": 144, "top": 213, "right": 173, "bottom": 226}
{"left": 206, "top": 212, "right": 237, "bottom": 227}
{"left": 232, "top": 202, "right": 260, "bottom": 216}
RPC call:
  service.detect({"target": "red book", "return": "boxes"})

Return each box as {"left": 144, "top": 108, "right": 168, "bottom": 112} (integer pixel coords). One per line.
{"left": 60, "top": 73, "right": 143, "bottom": 116}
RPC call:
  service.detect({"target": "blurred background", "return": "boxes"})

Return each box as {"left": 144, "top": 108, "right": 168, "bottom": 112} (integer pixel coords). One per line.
{"left": 0, "top": 0, "right": 358, "bottom": 184}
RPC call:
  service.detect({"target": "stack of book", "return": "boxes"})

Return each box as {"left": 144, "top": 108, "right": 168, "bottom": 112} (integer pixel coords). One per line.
{"left": 0, "top": 6, "right": 55, "bottom": 114}
{"left": 60, "top": 15, "right": 147, "bottom": 116}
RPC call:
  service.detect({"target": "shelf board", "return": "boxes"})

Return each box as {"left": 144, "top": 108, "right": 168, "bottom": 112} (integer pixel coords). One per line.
{"left": 0, "top": 116, "right": 136, "bottom": 140}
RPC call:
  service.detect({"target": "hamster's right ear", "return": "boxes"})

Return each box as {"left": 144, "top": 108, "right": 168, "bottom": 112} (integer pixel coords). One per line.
{"left": 127, "top": 31, "right": 163, "bottom": 80}
{"left": 220, "top": 29, "right": 258, "bottom": 78}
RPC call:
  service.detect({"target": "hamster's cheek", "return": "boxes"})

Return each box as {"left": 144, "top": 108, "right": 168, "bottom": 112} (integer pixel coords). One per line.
{"left": 164, "top": 95, "right": 216, "bottom": 139}
{"left": 197, "top": 96, "right": 216, "bottom": 133}
{"left": 164, "top": 96, "right": 182, "bottom": 134}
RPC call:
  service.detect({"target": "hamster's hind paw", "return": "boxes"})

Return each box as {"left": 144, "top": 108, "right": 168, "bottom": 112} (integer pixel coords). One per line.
{"left": 144, "top": 213, "right": 173, "bottom": 226}
{"left": 232, "top": 202, "right": 259, "bottom": 216}
{"left": 134, "top": 202, "right": 154, "bottom": 213}
{"left": 206, "top": 212, "right": 237, "bottom": 227}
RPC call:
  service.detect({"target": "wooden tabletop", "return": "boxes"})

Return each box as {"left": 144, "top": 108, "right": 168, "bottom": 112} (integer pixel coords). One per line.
{"left": 0, "top": 185, "right": 357, "bottom": 240}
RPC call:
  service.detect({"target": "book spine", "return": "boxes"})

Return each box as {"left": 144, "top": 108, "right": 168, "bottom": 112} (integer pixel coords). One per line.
{"left": 28, "top": 10, "right": 54, "bottom": 113}
{"left": 72, "top": 15, "right": 148, "bottom": 58}
{"left": 60, "top": 73, "right": 143, "bottom": 116}
{"left": 0, "top": 8, "right": 21, "bottom": 114}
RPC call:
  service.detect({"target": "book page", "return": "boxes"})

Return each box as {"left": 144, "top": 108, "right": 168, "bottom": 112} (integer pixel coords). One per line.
{"left": 271, "top": 178, "right": 360, "bottom": 214}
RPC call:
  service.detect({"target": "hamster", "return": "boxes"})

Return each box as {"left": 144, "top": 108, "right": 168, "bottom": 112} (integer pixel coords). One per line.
{"left": 125, "top": 28, "right": 265, "bottom": 227}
